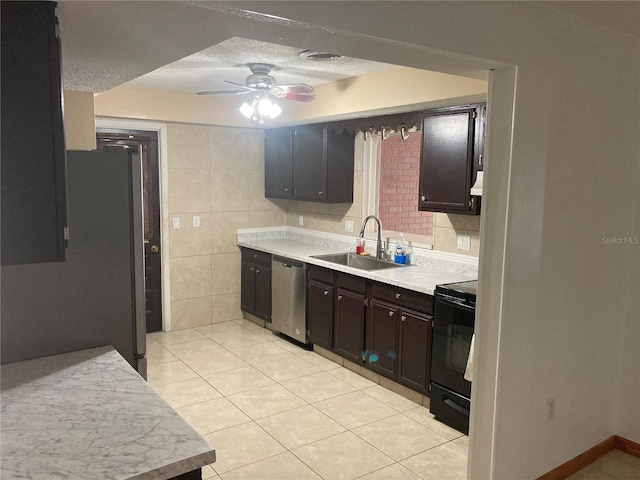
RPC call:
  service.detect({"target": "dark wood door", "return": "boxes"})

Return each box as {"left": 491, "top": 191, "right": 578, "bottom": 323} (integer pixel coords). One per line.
{"left": 398, "top": 310, "right": 432, "bottom": 392}
{"left": 366, "top": 300, "right": 399, "bottom": 377}
{"left": 334, "top": 288, "right": 366, "bottom": 363}
{"left": 264, "top": 128, "right": 293, "bottom": 199}
{"left": 96, "top": 130, "right": 162, "bottom": 332}
{"left": 418, "top": 106, "right": 478, "bottom": 214}
{"left": 307, "top": 279, "right": 334, "bottom": 349}
{"left": 292, "top": 124, "right": 327, "bottom": 201}
{"left": 254, "top": 265, "right": 272, "bottom": 322}
{"left": 1, "top": 1, "right": 67, "bottom": 266}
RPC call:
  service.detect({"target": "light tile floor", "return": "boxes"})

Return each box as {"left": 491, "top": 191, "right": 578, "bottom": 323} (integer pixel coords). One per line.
{"left": 147, "top": 320, "right": 468, "bottom": 480}
{"left": 148, "top": 321, "right": 639, "bottom": 480}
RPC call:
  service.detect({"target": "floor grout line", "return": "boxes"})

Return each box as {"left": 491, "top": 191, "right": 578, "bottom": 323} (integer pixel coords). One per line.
{"left": 147, "top": 323, "right": 468, "bottom": 480}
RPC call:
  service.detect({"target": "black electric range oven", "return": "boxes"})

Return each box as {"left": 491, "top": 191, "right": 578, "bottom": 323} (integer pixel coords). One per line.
{"left": 430, "top": 280, "right": 476, "bottom": 435}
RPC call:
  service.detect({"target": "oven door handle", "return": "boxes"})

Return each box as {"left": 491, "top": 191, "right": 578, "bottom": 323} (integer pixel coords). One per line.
{"left": 444, "top": 398, "right": 470, "bottom": 417}
{"left": 436, "top": 296, "right": 476, "bottom": 312}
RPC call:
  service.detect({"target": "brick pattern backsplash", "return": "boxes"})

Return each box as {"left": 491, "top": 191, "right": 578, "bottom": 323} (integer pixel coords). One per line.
{"left": 379, "top": 133, "right": 433, "bottom": 235}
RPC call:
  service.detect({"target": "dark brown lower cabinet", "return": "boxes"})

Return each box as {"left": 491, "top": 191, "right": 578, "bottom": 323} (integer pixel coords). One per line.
{"left": 366, "top": 300, "right": 432, "bottom": 394}
{"left": 397, "top": 309, "right": 432, "bottom": 392}
{"left": 366, "top": 300, "right": 400, "bottom": 378}
{"left": 307, "top": 278, "right": 334, "bottom": 349}
{"left": 306, "top": 267, "right": 434, "bottom": 396}
{"left": 240, "top": 248, "right": 271, "bottom": 322}
{"left": 169, "top": 469, "right": 202, "bottom": 480}
{"left": 334, "top": 288, "right": 366, "bottom": 363}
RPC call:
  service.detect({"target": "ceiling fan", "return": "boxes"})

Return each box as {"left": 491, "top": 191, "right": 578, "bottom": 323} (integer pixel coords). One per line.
{"left": 196, "top": 62, "right": 316, "bottom": 105}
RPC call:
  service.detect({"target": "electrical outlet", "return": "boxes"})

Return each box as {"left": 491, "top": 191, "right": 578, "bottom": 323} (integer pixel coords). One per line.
{"left": 457, "top": 234, "right": 471, "bottom": 251}
{"left": 192, "top": 215, "right": 200, "bottom": 228}
{"left": 298, "top": 215, "right": 304, "bottom": 226}
{"left": 172, "top": 217, "right": 180, "bottom": 230}
{"left": 546, "top": 397, "right": 556, "bottom": 421}
{"left": 345, "top": 220, "right": 354, "bottom": 233}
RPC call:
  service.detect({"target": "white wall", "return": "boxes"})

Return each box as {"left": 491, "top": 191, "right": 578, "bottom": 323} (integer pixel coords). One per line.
{"left": 218, "top": 2, "right": 640, "bottom": 479}
{"left": 87, "top": 1, "right": 639, "bottom": 477}
{"left": 63, "top": 90, "right": 96, "bottom": 150}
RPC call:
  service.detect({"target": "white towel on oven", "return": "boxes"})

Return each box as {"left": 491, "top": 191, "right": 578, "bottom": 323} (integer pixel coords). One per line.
{"left": 464, "top": 333, "right": 475, "bottom": 382}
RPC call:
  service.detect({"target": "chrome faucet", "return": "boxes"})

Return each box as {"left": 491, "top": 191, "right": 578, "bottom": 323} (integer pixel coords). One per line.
{"left": 358, "top": 215, "right": 385, "bottom": 260}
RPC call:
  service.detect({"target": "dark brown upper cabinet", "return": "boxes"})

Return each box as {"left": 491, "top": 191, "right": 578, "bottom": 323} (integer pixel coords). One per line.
{"left": 264, "top": 127, "right": 293, "bottom": 199}
{"left": 1, "top": 1, "right": 67, "bottom": 265}
{"left": 418, "top": 104, "right": 485, "bottom": 215}
{"left": 264, "top": 124, "right": 355, "bottom": 203}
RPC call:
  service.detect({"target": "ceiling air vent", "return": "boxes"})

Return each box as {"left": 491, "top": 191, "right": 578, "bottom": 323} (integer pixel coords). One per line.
{"left": 299, "top": 50, "right": 343, "bottom": 61}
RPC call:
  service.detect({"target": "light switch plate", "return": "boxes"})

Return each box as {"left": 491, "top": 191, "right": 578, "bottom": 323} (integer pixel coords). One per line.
{"left": 345, "top": 220, "right": 354, "bottom": 233}
{"left": 193, "top": 215, "right": 200, "bottom": 228}
{"left": 457, "top": 234, "right": 471, "bottom": 251}
{"left": 172, "top": 217, "right": 180, "bottom": 230}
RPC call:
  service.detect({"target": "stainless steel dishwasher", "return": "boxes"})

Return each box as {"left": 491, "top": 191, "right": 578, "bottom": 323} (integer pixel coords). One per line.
{"left": 271, "top": 256, "right": 307, "bottom": 344}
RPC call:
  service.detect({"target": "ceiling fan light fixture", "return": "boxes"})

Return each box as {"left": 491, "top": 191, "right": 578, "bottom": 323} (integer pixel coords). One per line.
{"left": 239, "top": 97, "right": 257, "bottom": 119}
{"left": 258, "top": 97, "right": 275, "bottom": 117}
{"left": 240, "top": 94, "right": 282, "bottom": 123}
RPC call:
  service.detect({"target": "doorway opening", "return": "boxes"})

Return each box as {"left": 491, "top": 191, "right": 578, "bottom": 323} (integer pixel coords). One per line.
{"left": 96, "top": 128, "right": 163, "bottom": 333}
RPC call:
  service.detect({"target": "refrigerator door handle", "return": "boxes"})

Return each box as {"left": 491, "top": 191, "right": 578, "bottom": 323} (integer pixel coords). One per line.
{"left": 130, "top": 151, "right": 147, "bottom": 361}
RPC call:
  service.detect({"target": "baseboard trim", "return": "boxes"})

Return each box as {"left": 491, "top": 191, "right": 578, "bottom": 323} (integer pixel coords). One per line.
{"left": 613, "top": 435, "right": 640, "bottom": 458}
{"left": 537, "top": 435, "right": 640, "bottom": 480}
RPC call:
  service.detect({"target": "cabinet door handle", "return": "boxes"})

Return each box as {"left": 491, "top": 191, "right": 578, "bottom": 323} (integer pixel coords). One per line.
{"left": 395, "top": 293, "right": 401, "bottom": 299}
{"left": 318, "top": 191, "right": 324, "bottom": 196}
{"left": 324, "top": 290, "right": 329, "bottom": 296}
{"left": 253, "top": 254, "right": 258, "bottom": 258}
{"left": 256, "top": 269, "right": 261, "bottom": 274}
{"left": 284, "top": 188, "right": 289, "bottom": 192}
{"left": 338, "top": 295, "right": 343, "bottom": 300}
{"left": 401, "top": 315, "right": 407, "bottom": 322}
{"left": 250, "top": 267, "right": 255, "bottom": 271}
{"left": 421, "top": 195, "right": 426, "bottom": 202}
{"left": 388, "top": 310, "right": 394, "bottom": 317}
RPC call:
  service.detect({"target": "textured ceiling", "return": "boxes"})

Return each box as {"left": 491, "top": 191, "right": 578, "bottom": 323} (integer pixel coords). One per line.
{"left": 56, "top": 1, "right": 639, "bottom": 94}
{"left": 126, "top": 37, "right": 395, "bottom": 93}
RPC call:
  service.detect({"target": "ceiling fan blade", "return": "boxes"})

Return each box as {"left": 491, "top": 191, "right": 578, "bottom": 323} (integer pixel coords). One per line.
{"left": 271, "top": 83, "right": 314, "bottom": 94}
{"left": 196, "top": 89, "right": 249, "bottom": 96}
{"left": 225, "top": 80, "right": 258, "bottom": 91}
{"left": 270, "top": 84, "right": 316, "bottom": 102}
{"left": 196, "top": 80, "right": 258, "bottom": 96}
{"left": 277, "top": 92, "right": 317, "bottom": 103}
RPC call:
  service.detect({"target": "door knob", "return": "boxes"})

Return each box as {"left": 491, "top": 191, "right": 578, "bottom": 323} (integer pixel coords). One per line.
{"left": 421, "top": 195, "right": 426, "bottom": 202}
{"left": 150, "top": 245, "right": 159, "bottom": 253}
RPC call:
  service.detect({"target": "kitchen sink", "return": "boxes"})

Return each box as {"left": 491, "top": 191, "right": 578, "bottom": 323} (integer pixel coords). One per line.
{"left": 310, "top": 252, "right": 409, "bottom": 271}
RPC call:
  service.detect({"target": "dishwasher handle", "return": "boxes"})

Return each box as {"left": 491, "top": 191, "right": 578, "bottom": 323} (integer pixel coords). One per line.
{"left": 272, "top": 256, "right": 305, "bottom": 270}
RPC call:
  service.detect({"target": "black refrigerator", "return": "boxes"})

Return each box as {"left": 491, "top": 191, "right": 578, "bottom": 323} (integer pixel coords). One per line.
{"left": 0, "top": 149, "right": 147, "bottom": 377}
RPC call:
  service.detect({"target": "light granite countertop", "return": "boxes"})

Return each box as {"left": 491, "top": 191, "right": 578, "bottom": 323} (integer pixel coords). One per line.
{"left": 237, "top": 228, "right": 478, "bottom": 295}
{"left": 1, "top": 346, "right": 215, "bottom": 480}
